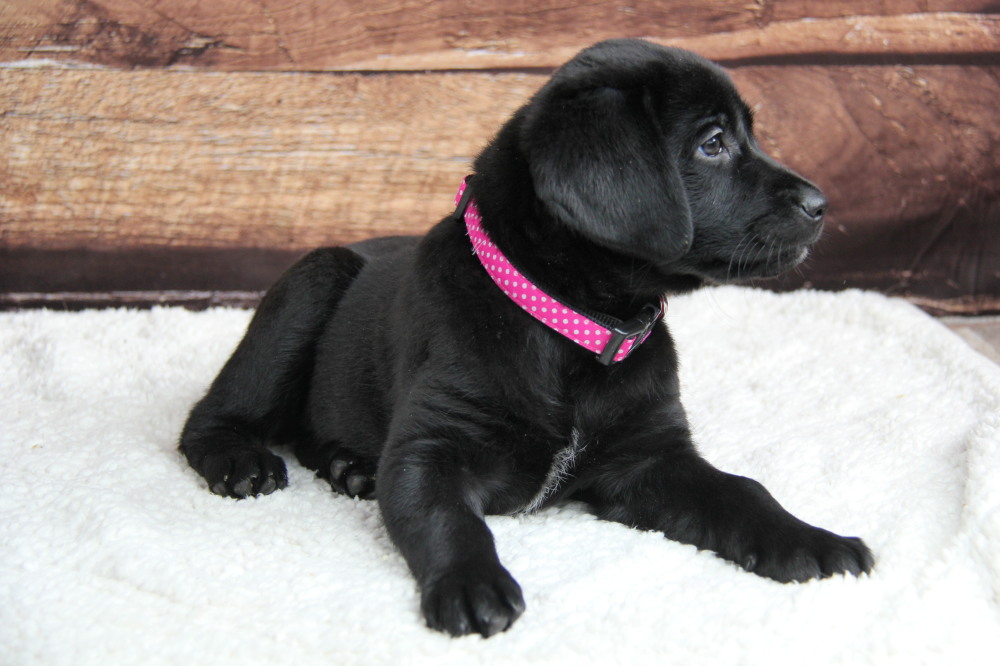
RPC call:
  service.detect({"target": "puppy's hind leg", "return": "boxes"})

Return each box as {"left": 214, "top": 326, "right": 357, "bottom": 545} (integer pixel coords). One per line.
{"left": 180, "top": 247, "right": 366, "bottom": 498}
{"left": 294, "top": 438, "right": 377, "bottom": 499}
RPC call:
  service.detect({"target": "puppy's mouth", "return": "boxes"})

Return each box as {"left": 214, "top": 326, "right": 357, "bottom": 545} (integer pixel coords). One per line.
{"left": 698, "top": 242, "right": 813, "bottom": 283}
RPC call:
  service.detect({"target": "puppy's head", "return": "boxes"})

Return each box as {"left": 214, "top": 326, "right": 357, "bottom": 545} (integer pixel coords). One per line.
{"left": 520, "top": 39, "right": 826, "bottom": 283}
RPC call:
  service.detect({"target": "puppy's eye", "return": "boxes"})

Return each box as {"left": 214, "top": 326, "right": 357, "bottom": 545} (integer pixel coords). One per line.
{"left": 700, "top": 133, "right": 725, "bottom": 157}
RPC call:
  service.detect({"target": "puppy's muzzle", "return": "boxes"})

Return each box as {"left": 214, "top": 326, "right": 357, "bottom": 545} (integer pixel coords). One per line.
{"left": 798, "top": 188, "right": 828, "bottom": 224}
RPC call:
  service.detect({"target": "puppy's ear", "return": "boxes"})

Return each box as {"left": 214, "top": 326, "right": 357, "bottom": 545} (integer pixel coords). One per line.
{"left": 523, "top": 86, "right": 692, "bottom": 262}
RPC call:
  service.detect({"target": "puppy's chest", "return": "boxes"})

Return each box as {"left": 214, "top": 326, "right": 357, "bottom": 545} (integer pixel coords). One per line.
{"left": 519, "top": 426, "right": 586, "bottom": 514}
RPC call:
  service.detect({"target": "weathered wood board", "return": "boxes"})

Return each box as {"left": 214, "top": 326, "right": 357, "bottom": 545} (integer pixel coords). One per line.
{"left": 1, "top": 69, "right": 534, "bottom": 249}
{"left": 2, "top": 1, "right": 998, "bottom": 312}
{"left": 2, "top": 1, "right": 996, "bottom": 69}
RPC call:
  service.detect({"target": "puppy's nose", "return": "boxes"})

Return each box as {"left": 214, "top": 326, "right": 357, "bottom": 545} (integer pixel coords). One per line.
{"left": 799, "top": 190, "right": 828, "bottom": 222}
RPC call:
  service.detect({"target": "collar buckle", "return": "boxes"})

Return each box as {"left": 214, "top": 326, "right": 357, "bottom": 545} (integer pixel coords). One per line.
{"left": 596, "top": 300, "right": 664, "bottom": 366}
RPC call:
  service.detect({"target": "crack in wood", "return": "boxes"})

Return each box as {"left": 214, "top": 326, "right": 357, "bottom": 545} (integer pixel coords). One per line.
{"left": 749, "top": 0, "right": 774, "bottom": 30}
{"left": 254, "top": 0, "right": 296, "bottom": 65}
{"left": 165, "top": 35, "right": 244, "bottom": 67}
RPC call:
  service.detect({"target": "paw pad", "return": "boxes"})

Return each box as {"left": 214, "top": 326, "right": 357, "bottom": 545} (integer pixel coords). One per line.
{"left": 327, "top": 457, "right": 376, "bottom": 499}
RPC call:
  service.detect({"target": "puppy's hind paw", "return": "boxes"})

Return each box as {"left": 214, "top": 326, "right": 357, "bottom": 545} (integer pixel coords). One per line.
{"left": 199, "top": 446, "right": 288, "bottom": 499}
{"left": 326, "top": 456, "right": 376, "bottom": 499}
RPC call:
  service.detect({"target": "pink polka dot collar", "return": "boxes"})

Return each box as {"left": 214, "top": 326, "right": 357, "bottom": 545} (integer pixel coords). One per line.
{"left": 455, "top": 178, "right": 665, "bottom": 365}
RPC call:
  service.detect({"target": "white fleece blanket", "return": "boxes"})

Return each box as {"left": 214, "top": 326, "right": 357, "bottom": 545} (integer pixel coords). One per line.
{"left": 3, "top": 287, "right": 999, "bottom": 665}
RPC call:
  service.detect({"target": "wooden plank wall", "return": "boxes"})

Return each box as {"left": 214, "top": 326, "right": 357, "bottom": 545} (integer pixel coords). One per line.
{"left": 2, "top": 1, "right": 999, "bottom": 313}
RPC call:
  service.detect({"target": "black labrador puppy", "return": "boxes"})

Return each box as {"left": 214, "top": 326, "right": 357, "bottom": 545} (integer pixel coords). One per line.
{"left": 180, "top": 39, "right": 873, "bottom": 638}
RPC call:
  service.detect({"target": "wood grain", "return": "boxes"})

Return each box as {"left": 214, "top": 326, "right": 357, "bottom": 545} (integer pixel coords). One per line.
{"left": 1, "top": 69, "right": 539, "bottom": 249}
{"left": 4, "top": 64, "right": 997, "bottom": 251}
{"left": 2, "top": 1, "right": 995, "bottom": 70}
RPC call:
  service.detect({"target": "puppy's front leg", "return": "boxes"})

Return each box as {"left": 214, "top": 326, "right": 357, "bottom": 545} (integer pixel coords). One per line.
{"left": 377, "top": 439, "right": 525, "bottom": 638}
{"left": 579, "top": 417, "right": 874, "bottom": 583}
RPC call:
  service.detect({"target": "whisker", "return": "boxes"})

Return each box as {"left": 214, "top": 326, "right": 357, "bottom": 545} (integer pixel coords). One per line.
{"left": 728, "top": 234, "right": 755, "bottom": 281}
{"left": 740, "top": 233, "right": 763, "bottom": 277}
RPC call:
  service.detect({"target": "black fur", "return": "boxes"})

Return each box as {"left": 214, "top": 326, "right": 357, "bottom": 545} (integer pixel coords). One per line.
{"left": 180, "top": 39, "right": 872, "bottom": 638}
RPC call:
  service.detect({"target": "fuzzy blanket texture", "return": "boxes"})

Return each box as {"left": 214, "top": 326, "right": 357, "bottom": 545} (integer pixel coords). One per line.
{"left": 3, "top": 287, "right": 999, "bottom": 665}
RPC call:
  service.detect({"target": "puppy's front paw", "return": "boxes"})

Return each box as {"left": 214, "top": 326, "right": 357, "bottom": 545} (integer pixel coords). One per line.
{"left": 421, "top": 562, "right": 526, "bottom": 638}
{"left": 729, "top": 522, "right": 874, "bottom": 583}
{"left": 199, "top": 446, "right": 288, "bottom": 499}
{"left": 681, "top": 474, "right": 874, "bottom": 582}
